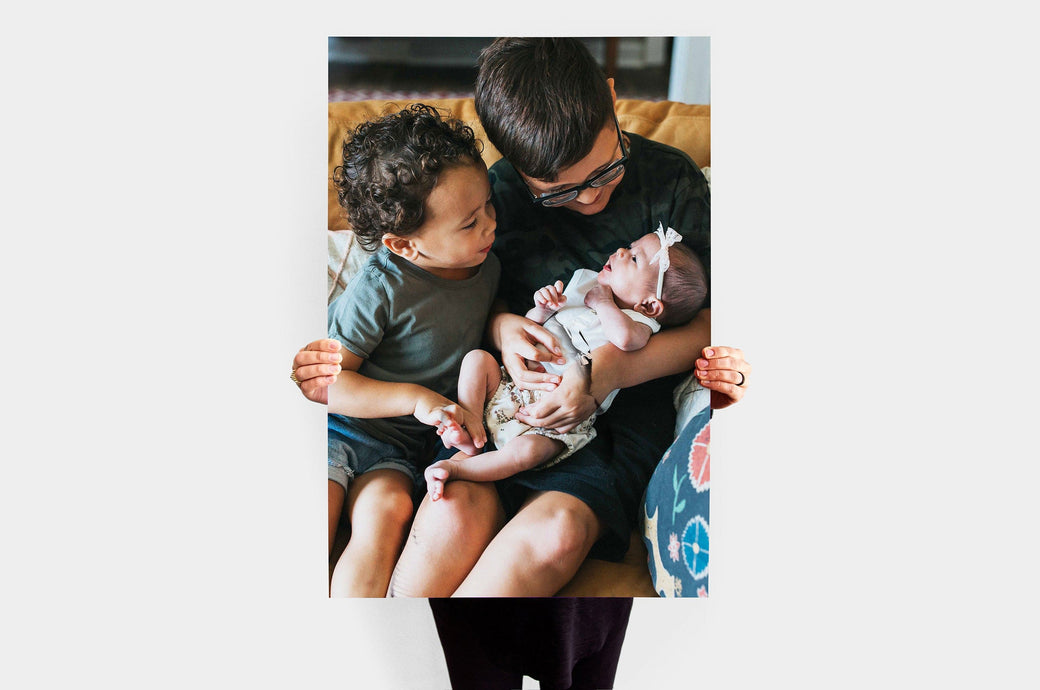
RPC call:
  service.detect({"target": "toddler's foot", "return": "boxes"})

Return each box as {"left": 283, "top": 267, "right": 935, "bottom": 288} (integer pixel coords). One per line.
{"left": 431, "top": 406, "right": 480, "bottom": 455}
{"left": 424, "top": 459, "right": 460, "bottom": 502}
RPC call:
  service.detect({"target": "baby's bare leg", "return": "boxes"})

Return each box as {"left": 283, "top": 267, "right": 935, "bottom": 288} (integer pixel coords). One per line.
{"left": 435, "top": 350, "right": 502, "bottom": 454}
{"left": 425, "top": 434, "right": 564, "bottom": 501}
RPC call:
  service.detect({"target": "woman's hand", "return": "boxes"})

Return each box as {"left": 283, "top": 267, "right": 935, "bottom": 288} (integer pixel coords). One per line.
{"left": 515, "top": 364, "right": 597, "bottom": 433}
{"left": 291, "top": 339, "right": 343, "bottom": 405}
{"left": 694, "top": 346, "right": 751, "bottom": 410}
{"left": 494, "top": 312, "right": 566, "bottom": 392}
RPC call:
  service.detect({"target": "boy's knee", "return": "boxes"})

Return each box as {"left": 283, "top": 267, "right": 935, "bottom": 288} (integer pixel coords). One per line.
{"left": 354, "top": 480, "right": 415, "bottom": 529}
{"left": 437, "top": 481, "right": 498, "bottom": 517}
{"left": 422, "top": 481, "right": 503, "bottom": 537}
{"left": 531, "top": 501, "right": 598, "bottom": 563}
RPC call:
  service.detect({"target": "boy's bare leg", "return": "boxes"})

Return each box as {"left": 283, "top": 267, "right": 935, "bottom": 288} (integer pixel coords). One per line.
{"left": 388, "top": 481, "right": 507, "bottom": 597}
{"left": 328, "top": 479, "right": 345, "bottom": 555}
{"left": 425, "top": 434, "right": 564, "bottom": 501}
{"left": 432, "top": 350, "right": 502, "bottom": 454}
{"left": 329, "top": 469, "right": 416, "bottom": 597}
{"left": 452, "top": 490, "right": 604, "bottom": 597}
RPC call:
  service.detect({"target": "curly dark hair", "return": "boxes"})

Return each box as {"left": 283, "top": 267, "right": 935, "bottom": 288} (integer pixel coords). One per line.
{"left": 332, "top": 103, "right": 484, "bottom": 251}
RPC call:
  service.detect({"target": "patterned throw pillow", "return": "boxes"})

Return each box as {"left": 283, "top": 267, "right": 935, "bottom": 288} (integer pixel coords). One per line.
{"left": 642, "top": 405, "right": 711, "bottom": 597}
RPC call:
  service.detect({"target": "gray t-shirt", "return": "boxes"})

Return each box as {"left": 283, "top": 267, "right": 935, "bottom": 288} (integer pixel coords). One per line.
{"left": 328, "top": 247, "right": 500, "bottom": 451}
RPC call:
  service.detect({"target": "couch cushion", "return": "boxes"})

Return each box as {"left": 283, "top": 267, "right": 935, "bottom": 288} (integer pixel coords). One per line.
{"left": 328, "top": 98, "right": 710, "bottom": 231}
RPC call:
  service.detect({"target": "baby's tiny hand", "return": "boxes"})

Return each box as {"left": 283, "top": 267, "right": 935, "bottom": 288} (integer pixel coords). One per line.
{"left": 534, "top": 280, "right": 566, "bottom": 311}
{"left": 584, "top": 284, "right": 613, "bottom": 309}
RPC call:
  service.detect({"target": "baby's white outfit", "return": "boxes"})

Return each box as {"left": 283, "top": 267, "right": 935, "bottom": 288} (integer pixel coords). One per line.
{"left": 485, "top": 269, "right": 661, "bottom": 467}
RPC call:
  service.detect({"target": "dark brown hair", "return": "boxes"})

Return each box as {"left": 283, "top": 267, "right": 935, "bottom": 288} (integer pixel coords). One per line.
{"left": 475, "top": 38, "right": 614, "bottom": 181}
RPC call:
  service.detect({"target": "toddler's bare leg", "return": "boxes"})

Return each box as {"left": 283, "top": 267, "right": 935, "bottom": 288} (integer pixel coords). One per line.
{"left": 456, "top": 349, "right": 502, "bottom": 414}
{"left": 425, "top": 434, "right": 564, "bottom": 501}
{"left": 330, "top": 469, "right": 416, "bottom": 597}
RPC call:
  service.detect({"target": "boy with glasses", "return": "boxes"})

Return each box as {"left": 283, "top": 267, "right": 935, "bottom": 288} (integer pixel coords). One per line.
{"left": 387, "top": 37, "right": 722, "bottom": 596}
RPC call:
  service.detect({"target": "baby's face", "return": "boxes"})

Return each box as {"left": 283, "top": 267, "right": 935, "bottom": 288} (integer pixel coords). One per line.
{"left": 596, "top": 232, "right": 661, "bottom": 308}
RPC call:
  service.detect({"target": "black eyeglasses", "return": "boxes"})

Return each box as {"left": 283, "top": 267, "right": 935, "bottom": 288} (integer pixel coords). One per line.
{"left": 526, "top": 115, "right": 628, "bottom": 207}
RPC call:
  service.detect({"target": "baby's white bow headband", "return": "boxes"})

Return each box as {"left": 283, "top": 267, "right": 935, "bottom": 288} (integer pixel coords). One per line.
{"left": 649, "top": 222, "right": 683, "bottom": 298}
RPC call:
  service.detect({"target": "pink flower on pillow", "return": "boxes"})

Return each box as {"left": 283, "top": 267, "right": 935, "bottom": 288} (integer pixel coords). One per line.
{"left": 668, "top": 532, "right": 681, "bottom": 562}
{"left": 687, "top": 423, "right": 710, "bottom": 492}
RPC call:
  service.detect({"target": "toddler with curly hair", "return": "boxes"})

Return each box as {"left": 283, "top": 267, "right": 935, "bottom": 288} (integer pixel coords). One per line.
{"left": 324, "top": 104, "right": 500, "bottom": 597}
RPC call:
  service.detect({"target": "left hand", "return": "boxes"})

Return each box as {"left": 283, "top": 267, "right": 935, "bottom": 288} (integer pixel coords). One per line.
{"left": 694, "top": 345, "right": 751, "bottom": 410}
{"left": 583, "top": 283, "right": 613, "bottom": 310}
{"left": 515, "top": 366, "right": 597, "bottom": 433}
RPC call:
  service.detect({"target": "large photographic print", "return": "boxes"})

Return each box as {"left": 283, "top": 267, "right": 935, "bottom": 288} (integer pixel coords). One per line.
{"left": 325, "top": 37, "right": 714, "bottom": 599}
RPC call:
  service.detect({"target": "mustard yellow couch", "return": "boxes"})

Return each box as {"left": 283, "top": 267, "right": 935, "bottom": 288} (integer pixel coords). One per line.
{"left": 327, "top": 98, "right": 710, "bottom": 597}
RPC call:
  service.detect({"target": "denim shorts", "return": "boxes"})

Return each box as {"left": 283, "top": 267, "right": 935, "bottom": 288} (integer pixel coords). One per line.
{"left": 328, "top": 415, "right": 427, "bottom": 495}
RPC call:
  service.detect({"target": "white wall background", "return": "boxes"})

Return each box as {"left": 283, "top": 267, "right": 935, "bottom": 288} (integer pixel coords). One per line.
{"left": 670, "top": 36, "right": 711, "bottom": 104}
{"left": 5, "top": 5, "right": 1037, "bottom": 690}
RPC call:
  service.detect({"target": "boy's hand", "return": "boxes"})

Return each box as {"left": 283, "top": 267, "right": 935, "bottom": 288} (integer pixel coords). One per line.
{"left": 291, "top": 339, "right": 343, "bottom": 405}
{"left": 413, "top": 392, "right": 456, "bottom": 427}
{"left": 533, "top": 280, "right": 567, "bottom": 311}
{"left": 694, "top": 346, "right": 751, "bottom": 410}
{"left": 515, "top": 363, "right": 596, "bottom": 433}
{"left": 495, "top": 313, "right": 565, "bottom": 392}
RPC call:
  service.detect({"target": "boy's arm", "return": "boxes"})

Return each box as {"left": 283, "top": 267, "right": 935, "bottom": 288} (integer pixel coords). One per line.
{"left": 328, "top": 349, "right": 458, "bottom": 423}
{"left": 587, "top": 307, "right": 710, "bottom": 402}
{"left": 513, "top": 308, "right": 711, "bottom": 432}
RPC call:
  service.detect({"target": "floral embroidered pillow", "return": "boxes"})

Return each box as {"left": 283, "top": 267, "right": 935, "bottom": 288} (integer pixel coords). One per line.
{"left": 642, "top": 405, "right": 710, "bottom": 597}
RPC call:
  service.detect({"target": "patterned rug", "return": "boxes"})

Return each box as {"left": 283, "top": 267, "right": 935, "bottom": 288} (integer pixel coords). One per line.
{"left": 329, "top": 88, "right": 668, "bottom": 103}
{"left": 329, "top": 88, "right": 474, "bottom": 102}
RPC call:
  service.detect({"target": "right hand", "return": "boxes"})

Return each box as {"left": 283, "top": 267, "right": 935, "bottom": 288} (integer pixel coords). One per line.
{"left": 515, "top": 362, "right": 596, "bottom": 433}
{"left": 292, "top": 338, "right": 343, "bottom": 405}
{"left": 494, "top": 312, "right": 566, "bottom": 391}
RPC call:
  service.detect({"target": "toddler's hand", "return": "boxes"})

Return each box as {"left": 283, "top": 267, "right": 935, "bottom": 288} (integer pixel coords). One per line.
{"left": 425, "top": 403, "right": 485, "bottom": 456}
{"left": 534, "top": 280, "right": 566, "bottom": 311}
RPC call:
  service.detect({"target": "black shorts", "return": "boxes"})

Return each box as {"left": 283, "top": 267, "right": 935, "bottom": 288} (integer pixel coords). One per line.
{"left": 494, "top": 373, "right": 682, "bottom": 561}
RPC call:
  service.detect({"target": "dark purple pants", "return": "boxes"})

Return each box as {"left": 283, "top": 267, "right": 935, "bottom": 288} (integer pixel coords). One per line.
{"left": 430, "top": 598, "right": 633, "bottom": 690}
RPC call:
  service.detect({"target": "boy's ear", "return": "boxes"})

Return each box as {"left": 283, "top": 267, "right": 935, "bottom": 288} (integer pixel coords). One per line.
{"left": 607, "top": 77, "right": 617, "bottom": 106}
{"left": 633, "top": 296, "right": 664, "bottom": 319}
{"left": 382, "top": 234, "right": 418, "bottom": 261}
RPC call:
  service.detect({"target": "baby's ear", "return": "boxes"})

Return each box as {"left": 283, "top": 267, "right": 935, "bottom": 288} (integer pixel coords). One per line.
{"left": 383, "top": 234, "right": 417, "bottom": 260}
{"left": 634, "top": 297, "right": 664, "bottom": 319}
